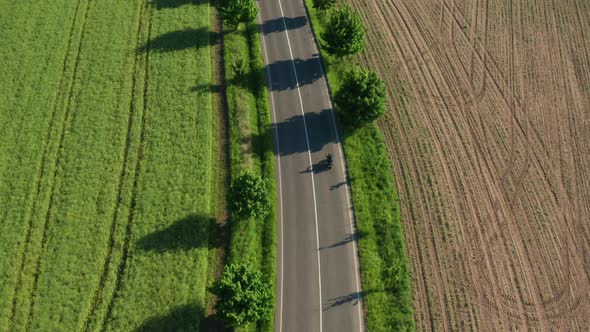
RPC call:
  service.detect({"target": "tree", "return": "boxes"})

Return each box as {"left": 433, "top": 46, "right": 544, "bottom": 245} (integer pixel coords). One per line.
{"left": 209, "top": 263, "right": 272, "bottom": 327}
{"left": 335, "top": 67, "right": 387, "bottom": 126}
{"left": 312, "top": 0, "right": 337, "bottom": 10}
{"left": 220, "top": 0, "right": 258, "bottom": 28}
{"left": 321, "top": 5, "right": 366, "bottom": 57}
{"left": 228, "top": 172, "right": 269, "bottom": 220}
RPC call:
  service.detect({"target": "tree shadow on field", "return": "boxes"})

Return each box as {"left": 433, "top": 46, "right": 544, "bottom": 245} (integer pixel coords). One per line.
{"left": 138, "top": 27, "right": 219, "bottom": 53}
{"left": 137, "top": 213, "right": 225, "bottom": 252}
{"left": 136, "top": 304, "right": 214, "bottom": 331}
{"left": 191, "top": 83, "right": 222, "bottom": 95}
{"left": 149, "top": 0, "right": 207, "bottom": 9}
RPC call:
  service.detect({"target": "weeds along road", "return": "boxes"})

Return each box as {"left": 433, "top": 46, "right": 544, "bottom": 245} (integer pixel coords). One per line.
{"left": 257, "top": 0, "right": 364, "bottom": 331}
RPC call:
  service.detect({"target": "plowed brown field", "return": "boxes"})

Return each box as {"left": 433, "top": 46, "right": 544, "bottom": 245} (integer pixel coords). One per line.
{"left": 347, "top": 0, "right": 590, "bottom": 330}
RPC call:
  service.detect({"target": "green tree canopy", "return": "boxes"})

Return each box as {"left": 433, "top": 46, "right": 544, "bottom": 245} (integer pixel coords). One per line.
{"left": 209, "top": 263, "right": 272, "bottom": 327}
{"left": 228, "top": 172, "right": 269, "bottom": 220}
{"left": 321, "top": 5, "right": 366, "bottom": 57}
{"left": 312, "top": 0, "right": 337, "bottom": 10}
{"left": 335, "top": 67, "right": 387, "bottom": 126}
{"left": 220, "top": 0, "right": 258, "bottom": 28}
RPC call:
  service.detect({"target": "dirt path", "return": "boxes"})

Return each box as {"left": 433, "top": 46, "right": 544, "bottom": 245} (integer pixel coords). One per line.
{"left": 348, "top": 0, "right": 590, "bottom": 329}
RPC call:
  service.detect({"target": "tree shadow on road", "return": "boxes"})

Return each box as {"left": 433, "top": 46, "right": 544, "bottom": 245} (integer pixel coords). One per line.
{"left": 266, "top": 57, "right": 323, "bottom": 91}
{"left": 261, "top": 16, "right": 308, "bottom": 35}
{"left": 273, "top": 109, "right": 337, "bottom": 157}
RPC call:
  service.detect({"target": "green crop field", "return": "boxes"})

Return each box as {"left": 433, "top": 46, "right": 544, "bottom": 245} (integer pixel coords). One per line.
{"left": 0, "top": 0, "right": 217, "bottom": 330}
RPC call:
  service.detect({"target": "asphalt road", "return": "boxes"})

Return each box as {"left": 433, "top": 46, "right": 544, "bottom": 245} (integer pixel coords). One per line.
{"left": 257, "top": 1, "right": 364, "bottom": 331}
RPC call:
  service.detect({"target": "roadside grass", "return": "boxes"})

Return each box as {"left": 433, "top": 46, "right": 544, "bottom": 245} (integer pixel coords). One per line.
{"left": 304, "top": 2, "right": 414, "bottom": 330}
{"left": 222, "top": 19, "right": 277, "bottom": 332}
{"left": 0, "top": 0, "right": 217, "bottom": 331}
{"left": 204, "top": 2, "right": 231, "bottom": 330}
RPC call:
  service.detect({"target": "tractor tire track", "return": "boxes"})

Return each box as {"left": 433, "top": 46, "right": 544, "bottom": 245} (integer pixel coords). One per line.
{"left": 24, "top": 0, "right": 96, "bottom": 329}
{"left": 408, "top": 0, "right": 572, "bottom": 324}
{"left": 382, "top": 3, "right": 501, "bottom": 330}
{"left": 101, "top": 4, "right": 154, "bottom": 330}
{"left": 418, "top": 0, "right": 583, "bottom": 326}
{"left": 348, "top": 0, "right": 590, "bottom": 329}
{"left": 353, "top": 1, "right": 463, "bottom": 329}
{"left": 372, "top": 1, "right": 471, "bottom": 329}
{"left": 364, "top": 0, "right": 506, "bottom": 328}
{"left": 81, "top": 0, "right": 149, "bottom": 330}
{"left": 7, "top": 0, "right": 87, "bottom": 329}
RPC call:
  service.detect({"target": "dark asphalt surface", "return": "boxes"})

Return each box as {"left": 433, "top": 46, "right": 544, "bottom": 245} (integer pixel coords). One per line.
{"left": 257, "top": 1, "right": 364, "bottom": 331}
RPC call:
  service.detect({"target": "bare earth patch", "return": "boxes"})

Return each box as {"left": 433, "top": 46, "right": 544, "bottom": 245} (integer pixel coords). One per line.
{"left": 347, "top": 0, "right": 590, "bottom": 329}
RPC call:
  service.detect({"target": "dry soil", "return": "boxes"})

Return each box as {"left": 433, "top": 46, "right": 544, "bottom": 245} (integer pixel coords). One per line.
{"left": 348, "top": 0, "right": 590, "bottom": 329}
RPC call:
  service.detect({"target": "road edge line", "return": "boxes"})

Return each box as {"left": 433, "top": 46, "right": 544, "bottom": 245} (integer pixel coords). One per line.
{"left": 301, "top": 2, "right": 365, "bottom": 329}
{"left": 256, "top": 11, "right": 286, "bottom": 332}
{"left": 275, "top": 0, "right": 324, "bottom": 330}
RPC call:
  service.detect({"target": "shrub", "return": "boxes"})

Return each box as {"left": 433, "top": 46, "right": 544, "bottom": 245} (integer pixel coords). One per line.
{"left": 335, "top": 66, "right": 387, "bottom": 126}
{"left": 209, "top": 263, "right": 273, "bottom": 327}
{"left": 321, "top": 5, "right": 366, "bottom": 57}
{"left": 231, "top": 57, "right": 248, "bottom": 80}
{"left": 220, "top": 0, "right": 258, "bottom": 28}
{"left": 312, "top": 0, "right": 337, "bottom": 10}
{"left": 228, "top": 172, "right": 269, "bottom": 220}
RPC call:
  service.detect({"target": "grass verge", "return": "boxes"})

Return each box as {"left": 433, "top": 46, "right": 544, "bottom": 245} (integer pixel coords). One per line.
{"left": 304, "top": 2, "right": 414, "bottom": 331}
{"left": 222, "top": 19, "right": 277, "bottom": 332}
{"left": 203, "top": 3, "right": 231, "bottom": 331}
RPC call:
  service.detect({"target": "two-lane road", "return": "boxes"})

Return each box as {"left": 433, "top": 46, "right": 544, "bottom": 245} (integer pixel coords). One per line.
{"left": 257, "top": 0, "right": 364, "bottom": 331}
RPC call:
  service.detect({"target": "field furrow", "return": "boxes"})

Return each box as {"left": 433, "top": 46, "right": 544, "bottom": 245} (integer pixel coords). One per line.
{"left": 101, "top": 1, "right": 215, "bottom": 330}
{"left": 21, "top": 1, "right": 147, "bottom": 330}
{"left": 1, "top": 0, "right": 217, "bottom": 330}
{"left": 82, "top": 1, "right": 151, "bottom": 330}
{"left": 101, "top": 3, "right": 154, "bottom": 329}
{"left": 345, "top": 0, "right": 590, "bottom": 329}
{"left": 22, "top": 0, "right": 98, "bottom": 329}
{"left": 7, "top": 0, "right": 85, "bottom": 324}
{"left": 0, "top": 0, "right": 89, "bottom": 329}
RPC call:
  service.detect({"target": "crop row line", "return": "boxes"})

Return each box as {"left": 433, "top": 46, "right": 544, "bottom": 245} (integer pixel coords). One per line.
{"left": 360, "top": 0, "right": 445, "bottom": 328}
{"left": 24, "top": 0, "right": 97, "bottom": 329}
{"left": 8, "top": 0, "right": 88, "bottom": 329}
{"left": 101, "top": 2, "right": 154, "bottom": 329}
{"left": 81, "top": 0, "right": 150, "bottom": 330}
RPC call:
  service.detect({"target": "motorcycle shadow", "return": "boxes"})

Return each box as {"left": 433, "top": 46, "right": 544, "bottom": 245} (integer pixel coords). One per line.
{"left": 300, "top": 158, "right": 333, "bottom": 174}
